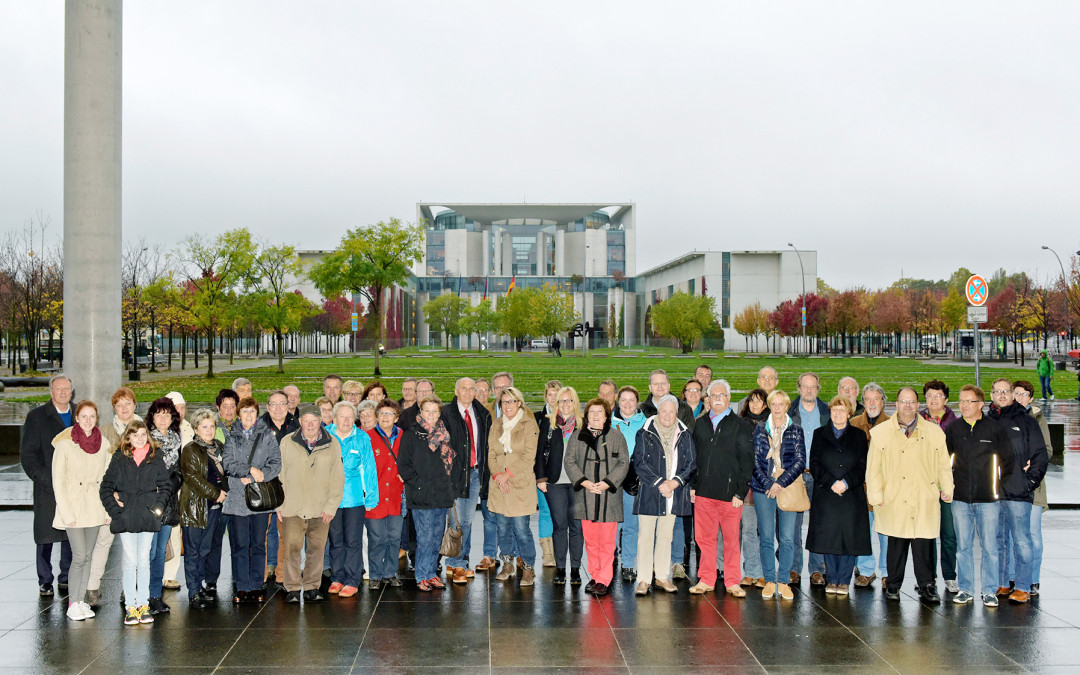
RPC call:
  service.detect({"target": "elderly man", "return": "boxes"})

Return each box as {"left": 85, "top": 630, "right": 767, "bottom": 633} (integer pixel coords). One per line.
{"left": 736, "top": 366, "right": 779, "bottom": 414}
{"left": 399, "top": 379, "right": 433, "bottom": 430}
{"left": 283, "top": 385, "right": 302, "bottom": 421}
{"left": 21, "top": 374, "right": 74, "bottom": 596}
{"left": 474, "top": 378, "right": 491, "bottom": 408}
{"left": 323, "top": 374, "right": 343, "bottom": 404}
{"left": 689, "top": 380, "right": 753, "bottom": 596}
{"left": 598, "top": 379, "right": 617, "bottom": 409}
{"left": 789, "top": 372, "right": 829, "bottom": 586}
{"left": 278, "top": 405, "right": 345, "bottom": 604}
{"left": 262, "top": 390, "right": 301, "bottom": 587}
{"left": 232, "top": 377, "right": 253, "bottom": 401}
{"left": 398, "top": 377, "right": 417, "bottom": 408}
{"left": 867, "top": 387, "right": 953, "bottom": 603}
{"left": 987, "top": 378, "right": 1047, "bottom": 604}
{"left": 851, "top": 382, "right": 891, "bottom": 587}
{"left": 838, "top": 377, "right": 864, "bottom": 417}
{"left": 441, "top": 377, "right": 493, "bottom": 583}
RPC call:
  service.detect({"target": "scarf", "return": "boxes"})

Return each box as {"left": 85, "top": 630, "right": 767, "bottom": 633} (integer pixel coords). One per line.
{"left": 72, "top": 424, "right": 103, "bottom": 454}
{"left": 765, "top": 414, "right": 791, "bottom": 478}
{"left": 133, "top": 443, "right": 151, "bottom": 466}
{"left": 150, "top": 427, "right": 182, "bottom": 469}
{"left": 744, "top": 408, "right": 768, "bottom": 426}
{"left": 419, "top": 416, "right": 454, "bottom": 472}
{"left": 498, "top": 407, "right": 524, "bottom": 452}
{"left": 557, "top": 413, "right": 577, "bottom": 440}
{"left": 112, "top": 414, "right": 142, "bottom": 439}
{"left": 194, "top": 435, "right": 225, "bottom": 478}
{"left": 655, "top": 420, "right": 678, "bottom": 475}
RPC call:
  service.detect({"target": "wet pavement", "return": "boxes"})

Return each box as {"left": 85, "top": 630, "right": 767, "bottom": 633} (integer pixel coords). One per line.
{"left": 0, "top": 508, "right": 1079, "bottom": 674}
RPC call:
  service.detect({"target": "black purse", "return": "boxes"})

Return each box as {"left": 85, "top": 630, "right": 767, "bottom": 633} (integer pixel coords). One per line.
{"left": 243, "top": 434, "right": 284, "bottom": 512}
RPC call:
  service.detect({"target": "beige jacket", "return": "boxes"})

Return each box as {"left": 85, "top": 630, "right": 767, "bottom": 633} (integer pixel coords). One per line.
{"left": 487, "top": 411, "right": 540, "bottom": 518}
{"left": 278, "top": 429, "right": 345, "bottom": 520}
{"left": 51, "top": 428, "right": 112, "bottom": 529}
{"left": 866, "top": 415, "right": 953, "bottom": 539}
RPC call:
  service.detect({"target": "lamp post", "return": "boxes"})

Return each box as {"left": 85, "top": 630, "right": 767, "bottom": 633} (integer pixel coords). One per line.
{"left": 1042, "top": 245, "right": 1075, "bottom": 350}
{"left": 787, "top": 243, "right": 806, "bottom": 355}
{"left": 582, "top": 244, "right": 590, "bottom": 356}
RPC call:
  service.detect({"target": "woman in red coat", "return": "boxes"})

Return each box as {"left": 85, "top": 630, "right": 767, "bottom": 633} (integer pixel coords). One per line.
{"left": 365, "top": 399, "right": 405, "bottom": 589}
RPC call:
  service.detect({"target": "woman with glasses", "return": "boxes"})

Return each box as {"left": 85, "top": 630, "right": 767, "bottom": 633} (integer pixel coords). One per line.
{"left": 488, "top": 386, "right": 540, "bottom": 586}
{"left": 535, "top": 386, "right": 584, "bottom": 586}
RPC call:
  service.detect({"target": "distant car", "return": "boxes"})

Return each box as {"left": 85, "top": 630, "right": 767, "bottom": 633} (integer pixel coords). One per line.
{"left": 530, "top": 339, "right": 550, "bottom": 350}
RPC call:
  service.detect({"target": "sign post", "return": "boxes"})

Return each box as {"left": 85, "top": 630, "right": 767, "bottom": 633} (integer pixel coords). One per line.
{"left": 351, "top": 312, "right": 359, "bottom": 356}
{"left": 965, "top": 275, "right": 988, "bottom": 388}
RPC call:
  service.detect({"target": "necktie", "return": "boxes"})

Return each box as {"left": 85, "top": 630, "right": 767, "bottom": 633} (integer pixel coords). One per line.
{"left": 464, "top": 408, "right": 476, "bottom": 467}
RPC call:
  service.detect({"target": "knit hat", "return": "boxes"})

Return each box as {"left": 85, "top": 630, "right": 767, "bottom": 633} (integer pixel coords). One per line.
{"left": 165, "top": 391, "right": 186, "bottom": 407}
{"left": 298, "top": 404, "right": 321, "bottom": 420}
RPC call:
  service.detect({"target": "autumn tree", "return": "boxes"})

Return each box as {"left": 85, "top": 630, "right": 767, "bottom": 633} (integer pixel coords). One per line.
{"left": 870, "top": 289, "right": 910, "bottom": 353}
{"left": 460, "top": 298, "right": 500, "bottom": 351}
{"left": 0, "top": 216, "right": 63, "bottom": 371}
{"left": 733, "top": 301, "right": 769, "bottom": 351}
{"left": 497, "top": 287, "right": 537, "bottom": 351}
{"left": 827, "top": 290, "right": 865, "bottom": 354}
{"left": 309, "top": 218, "right": 424, "bottom": 375}
{"left": 531, "top": 282, "right": 577, "bottom": 341}
{"left": 422, "top": 293, "right": 467, "bottom": 349}
{"left": 251, "top": 242, "right": 318, "bottom": 372}
{"left": 650, "top": 291, "right": 717, "bottom": 353}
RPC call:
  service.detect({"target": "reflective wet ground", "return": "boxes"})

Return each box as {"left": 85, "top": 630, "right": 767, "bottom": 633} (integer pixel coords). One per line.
{"left": 2, "top": 509, "right": 1080, "bottom": 674}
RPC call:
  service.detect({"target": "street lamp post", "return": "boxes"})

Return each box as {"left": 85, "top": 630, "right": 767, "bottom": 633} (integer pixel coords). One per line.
{"left": 787, "top": 243, "right": 806, "bottom": 355}
{"left": 1042, "top": 245, "right": 1075, "bottom": 350}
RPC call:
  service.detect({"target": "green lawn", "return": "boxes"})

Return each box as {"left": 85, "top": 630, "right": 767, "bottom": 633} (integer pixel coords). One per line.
{"left": 100, "top": 350, "right": 1071, "bottom": 409}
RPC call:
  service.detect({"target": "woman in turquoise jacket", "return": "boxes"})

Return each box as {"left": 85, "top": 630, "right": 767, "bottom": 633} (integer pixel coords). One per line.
{"left": 325, "top": 401, "right": 379, "bottom": 597}
{"left": 612, "top": 385, "right": 648, "bottom": 582}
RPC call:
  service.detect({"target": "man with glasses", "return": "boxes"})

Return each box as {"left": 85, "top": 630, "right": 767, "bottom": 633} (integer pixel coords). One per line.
{"left": 736, "top": 366, "right": 779, "bottom": 413}
{"left": 400, "top": 379, "right": 434, "bottom": 430}
{"left": 919, "top": 380, "right": 960, "bottom": 594}
{"left": 987, "top": 378, "right": 1047, "bottom": 604}
{"left": 837, "top": 377, "right": 864, "bottom": 417}
{"left": 944, "top": 385, "right": 1014, "bottom": 607}
{"left": 441, "top": 378, "right": 492, "bottom": 583}
{"left": 851, "top": 383, "right": 891, "bottom": 588}
{"left": 1010, "top": 380, "right": 1053, "bottom": 597}
{"left": 789, "top": 372, "right": 829, "bottom": 586}
{"left": 867, "top": 387, "right": 953, "bottom": 604}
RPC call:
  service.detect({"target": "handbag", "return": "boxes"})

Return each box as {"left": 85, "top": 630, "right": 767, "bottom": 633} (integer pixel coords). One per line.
{"left": 243, "top": 436, "right": 285, "bottom": 512}
{"left": 439, "top": 503, "right": 463, "bottom": 557}
{"left": 776, "top": 474, "right": 810, "bottom": 512}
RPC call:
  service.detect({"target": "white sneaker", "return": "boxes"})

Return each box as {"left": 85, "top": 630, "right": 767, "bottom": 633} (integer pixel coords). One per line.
{"left": 80, "top": 602, "right": 96, "bottom": 619}
{"left": 66, "top": 603, "right": 85, "bottom": 621}
{"left": 945, "top": 580, "right": 959, "bottom": 594}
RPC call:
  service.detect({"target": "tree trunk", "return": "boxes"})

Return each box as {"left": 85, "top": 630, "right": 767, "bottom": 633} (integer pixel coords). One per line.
{"left": 275, "top": 327, "right": 285, "bottom": 374}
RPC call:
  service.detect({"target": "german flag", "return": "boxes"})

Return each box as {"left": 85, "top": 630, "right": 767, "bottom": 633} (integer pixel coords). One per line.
{"left": 507, "top": 275, "right": 516, "bottom": 295}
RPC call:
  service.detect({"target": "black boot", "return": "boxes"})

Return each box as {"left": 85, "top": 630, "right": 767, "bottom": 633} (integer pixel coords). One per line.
{"left": 554, "top": 568, "right": 566, "bottom": 585}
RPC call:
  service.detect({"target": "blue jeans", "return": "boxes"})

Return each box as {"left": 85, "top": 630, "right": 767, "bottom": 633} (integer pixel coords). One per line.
{"left": 754, "top": 491, "right": 796, "bottom": 584}
{"left": 481, "top": 498, "right": 498, "bottom": 558}
{"left": 824, "top": 554, "right": 856, "bottom": 586}
{"left": 1030, "top": 505, "right": 1044, "bottom": 585}
{"left": 497, "top": 514, "right": 535, "bottom": 567}
{"left": 411, "top": 508, "right": 447, "bottom": 581}
{"left": 998, "top": 500, "right": 1034, "bottom": 589}
{"left": 856, "top": 510, "right": 890, "bottom": 577}
{"left": 399, "top": 493, "right": 410, "bottom": 551}
{"left": 328, "top": 506, "right": 366, "bottom": 587}
{"left": 444, "top": 468, "right": 481, "bottom": 569}
{"left": 672, "top": 516, "right": 687, "bottom": 563}
{"left": 953, "top": 500, "right": 1000, "bottom": 596}
{"left": 120, "top": 531, "right": 154, "bottom": 608}
{"left": 266, "top": 512, "right": 279, "bottom": 566}
{"left": 229, "top": 513, "right": 269, "bottom": 592}
{"left": 1039, "top": 374, "right": 1053, "bottom": 399}
{"left": 538, "top": 487, "right": 553, "bottom": 539}
{"left": 366, "top": 515, "right": 402, "bottom": 581}
{"left": 618, "top": 492, "right": 639, "bottom": 569}
{"left": 182, "top": 508, "right": 223, "bottom": 600}
{"left": 792, "top": 474, "right": 825, "bottom": 576}
{"left": 149, "top": 524, "right": 172, "bottom": 597}
{"left": 741, "top": 501, "right": 762, "bottom": 578}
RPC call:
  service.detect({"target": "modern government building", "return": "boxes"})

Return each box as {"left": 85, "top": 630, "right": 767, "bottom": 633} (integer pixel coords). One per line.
{"left": 298, "top": 202, "right": 817, "bottom": 350}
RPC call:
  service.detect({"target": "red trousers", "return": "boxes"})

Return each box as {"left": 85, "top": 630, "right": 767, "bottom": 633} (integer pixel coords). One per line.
{"left": 581, "top": 520, "right": 617, "bottom": 585}
{"left": 694, "top": 496, "right": 743, "bottom": 588}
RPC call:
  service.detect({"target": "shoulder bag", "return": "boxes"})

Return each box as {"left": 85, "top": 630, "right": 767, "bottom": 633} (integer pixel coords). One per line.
{"left": 776, "top": 474, "right": 810, "bottom": 512}
{"left": 439, "top": 503, "right": 463, "bottom": 557}
{"left": 244, "top": 434, "right": 285, "bottom": 512}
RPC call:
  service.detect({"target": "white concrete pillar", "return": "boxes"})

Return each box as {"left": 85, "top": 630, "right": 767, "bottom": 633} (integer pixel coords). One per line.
{"left": 63, "top": 0, "right": 122, "bottom": 412}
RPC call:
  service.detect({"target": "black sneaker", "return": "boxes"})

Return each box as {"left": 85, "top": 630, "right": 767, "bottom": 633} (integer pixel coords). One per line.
{"left": 189, "top": 594, "right": 211, "bottom": 610}
{"left": 554, "top": 568, "right": 566, "bottom": 585}
{"left": 202, "top": 583, "right": 217, "bottom": 598}
{"left": 38, "top": 584, "right": 53, "bottom": 597}
{"left": 285, "top": 591, "right": 301, "bottom": 603}
{"left": 570, "top": 569, "right": 582, "bottom": 586}
{"left": 303, "top": 590, "right": 325, "bottom": 603}
{"left": 148, "top": 597, "right": 171, "bottom": 615}
{"left": 917, "top": 585, "right": 941, "bottom": 604}
{"left": 1030, "top": 583, "right": 1040, "bottom": 597}
{"left": 592, "top": 582, "right": 609, "bottom": 596}
{"left": 585, "top": 579, "right": 596, "bottom": 593}
{"left": 385, "top": 576, "right": 402, "bottom": 587}
{"left": 233, "top": 590, "right": 248, "bottom": 604}
{"left": 884, "top": 587, "right": 901, "bottom": 600}
{"left": 621, "top": 567, "right": 636, "bottom": 583}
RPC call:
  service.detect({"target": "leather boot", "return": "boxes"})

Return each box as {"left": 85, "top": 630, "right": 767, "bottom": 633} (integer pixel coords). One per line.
{"left": 495, "top": 555, "right": 515, "bottom": 582}
{"left": 520, "top": 562, "right": 535, "bottom": 586}
{"left": 540, "top": 537, "right": 556, "bottom": 568}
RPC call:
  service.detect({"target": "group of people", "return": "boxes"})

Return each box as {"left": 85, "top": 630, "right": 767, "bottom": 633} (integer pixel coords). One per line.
{"left": 19, "top": 363, "right": 1053, "bottom": 626}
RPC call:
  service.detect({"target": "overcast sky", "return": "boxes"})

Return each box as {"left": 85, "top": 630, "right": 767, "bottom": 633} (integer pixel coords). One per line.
{"left": 3, "top": 1, "right": 1078, "bottom": 290}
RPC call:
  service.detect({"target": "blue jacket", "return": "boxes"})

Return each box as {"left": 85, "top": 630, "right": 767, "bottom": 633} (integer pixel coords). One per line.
{"left": 327, "top": 424, "right": 379, "bottom": 510}
{"left": 611, "top": 409, "right": 647, "bottom": 456}
{"left": 750, "top": 417, "right": 806, "bottom": 494}
{"left": 632, "top": 417, "right": 697, "bottom": 517}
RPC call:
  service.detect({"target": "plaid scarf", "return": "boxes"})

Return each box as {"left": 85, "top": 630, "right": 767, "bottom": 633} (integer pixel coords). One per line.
{"left": 419, "top": 416, "right": 454, "bottom": 473}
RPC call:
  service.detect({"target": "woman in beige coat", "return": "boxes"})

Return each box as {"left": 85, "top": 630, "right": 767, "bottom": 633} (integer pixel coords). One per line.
{"left": 488, "top": 386, "right": 540, "bottom": 585}
{"left": 52, "top": 400, "right": 112, "bottom": 621}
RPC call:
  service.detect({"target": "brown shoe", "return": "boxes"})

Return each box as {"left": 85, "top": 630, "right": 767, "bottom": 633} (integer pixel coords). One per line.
{"left": 399, "top": 549, "right": 407, "bottom": 560}
{"left": 789, "top": 571, "right": 801, "bottom": 585}
{"left": 854, "top": 574, "right": 876, "bottom": 588}
{"left": 740, "top": 576, "right": 755, "bottom": 587}
{"left": 495, "top": 556, "right": 515, "bottom": 582}
{"left": 635, "top": 581, "right": 650, "bottom": 596}
{"left": 516, "top": 556, "right": 525, "bottom": 575}
{"left": 475, "top": 556, "right": 496, "bottom": 572}
{"left": 465, "top": 567, "right": 475, "bottom": 579}
{"left": 520, "top": 564, "right": 535, "bottom": 587}
{"left": 996, "top": 586, "right": 1013, "bottom": 597}
{"left": 754, "top": 578, "right": 766, "bottom": 588}
{"left": 655, "top": 578, "right": 678, "bottom": 594}
{"left": 725, "top": 585, "right": 746, "bottom": 598}
{"left": 810, "top": 572, "right": 826, "bottom": 586}
{"left": 689, "top": 581, "right": 713, "bottom": 595}
{"left": 1008, "top": 590, "right": 1030, "bottom": 604}
{"left": 762, "top": 582, "right": 777, "bottom": 599}
{"left": 777, "top": 583, "right": 794, "bottom": 600}
{"left": 452, "top": 567, "right": 468, "bottom": 585}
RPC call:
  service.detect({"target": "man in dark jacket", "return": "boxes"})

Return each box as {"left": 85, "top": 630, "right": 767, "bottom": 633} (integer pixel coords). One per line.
{"left": 851, "top": 382, "right": 891, "bottom": 588}
{"left": 440, "top": 377, "right": 493, "bottom": 583}
{"left": 987, "top": 378, "right": 1048, "bottom": 604}
{"left": 20, "top": 374, "right": 74, "bottom": 596}
{"left": 399, "top": 378, "right": 433, "bottom": 431}
{"left": 688, "top": 380, "right": 754, "bottom": 596}
{"left": 945, "top": 384, "right": 1015, "bottom": 607}
{"left": 789, "top": 372, "right": 829, "bottom": 586}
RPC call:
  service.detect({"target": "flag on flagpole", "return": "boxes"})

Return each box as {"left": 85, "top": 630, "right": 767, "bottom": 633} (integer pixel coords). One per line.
{"left": 483, "top": 276, "right": 489, "bottom": 300}
{"left": 507, "top": 275, "right": 516, "bottom": 295}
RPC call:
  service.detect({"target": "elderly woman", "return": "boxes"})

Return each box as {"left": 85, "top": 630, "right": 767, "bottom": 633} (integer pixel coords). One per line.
{"left": 363, "top": 381, "right": 388, "bottom": 403}
{"left": 366, "top": 399, "right": 405, "bottom": 588}
{"left": 612, "top": 385, "right": 647, "bottom": 583}
{"left": 222, "top": 397, "right": 282, "bottom": 604}
{"left": 357, "top": 400, "right": 378, "bottom": 432}
{"left": 536, "top": 386, "right": 584, "bottom": 586}
{"left": 178, "top": 409, "right": 227, "bottom": 610}
{"left": 488, "top": 386, "right": 540, "bottom": 586}
{"left": 86, "top": 387, "right": 142, "bottom": 608}
{"left": 564, "top": 398, "right": 629, "bottom": 596}
{"left": 806, "top": 396, "right": 871, "bottom": 595}
{"left": 398, "top": 395, "right": 455, "bottom": 591}
{"left": 326, "top": 401, "right": 379, "bottom": 598}
{"left": 315, "top": 396, "right": 335, "bottom": 427}
{"left": 751, "top": 390, "right": 806, "bottom": 601}
{"left": 161, "top": 391, "right": 193, "bottom": 593}
{"left": 633, "top": 394, "right": 697, "bottom": 595}
{"left": 342, "top": 381, "right": 364, "bottom": 409}
{"left": 145, "top": 397, "right": 184, "bottom": 616}
{"left": 52, "top": 400, "right": 111, "bottom": 621}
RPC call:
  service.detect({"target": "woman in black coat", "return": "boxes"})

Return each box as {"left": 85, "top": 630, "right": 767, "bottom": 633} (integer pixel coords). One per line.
{"left": 535, "top": 386, "right": 585, "bottom": 586}
{"left": 805, "top": 395, "right": 871, "bottom": 596}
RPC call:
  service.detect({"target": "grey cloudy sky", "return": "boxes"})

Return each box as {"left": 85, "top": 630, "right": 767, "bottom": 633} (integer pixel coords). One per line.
{"left": 3, "top": 1, "right": 1078, "bottom": 290}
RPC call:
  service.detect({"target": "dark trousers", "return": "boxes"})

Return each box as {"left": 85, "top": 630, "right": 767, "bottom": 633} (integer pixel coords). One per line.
{"left": 229, "top": 513, "right": 269, "bottom": 592}
{"left": 934, "top": 499, "right": 957, "bottom": 582}
{"left": 328, "top": 506, "right": 366, "bottom": 587}
{"left": 886, "top": 536, "right": 936, "bottom": 591}
{"left": 182, "top": 508, "right": 224, "bottom": 599}
{"left": 545, "top": 484, "right": 583, "bottom": 569}
{"left": 205, "top": 511, "right": 229, "bottom": 585}
{"left": 37, "top": 541, "right": 72, "bottom": 586}
{"left": 824, "top": 554, "right": 857, "bottom": 586}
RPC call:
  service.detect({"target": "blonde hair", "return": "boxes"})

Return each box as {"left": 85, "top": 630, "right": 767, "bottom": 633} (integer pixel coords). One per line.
{"left": 827, "top": 395, "right": 854, "bottom": 417}
{"left": 766, "top": 389, "right": 791, "bottom": 410}
{"left": 547, "top": 386, "right": 582, "bottom": 430}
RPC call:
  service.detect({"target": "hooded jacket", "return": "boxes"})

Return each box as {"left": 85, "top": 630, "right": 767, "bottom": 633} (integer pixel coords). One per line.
{"left": 750, "top": 418, "right": 806, "bottom": 494}
{"left": 988, "top": 402, "right": 1048, "bottom": 503}
{"left": 100, "top": 449, "right": 171, "bottom": 534}
{"left": 563, "top": 419, "right": 629, "bottom": 522}
{"left": 327, "top": 423, "right": 379, "bottom": 510}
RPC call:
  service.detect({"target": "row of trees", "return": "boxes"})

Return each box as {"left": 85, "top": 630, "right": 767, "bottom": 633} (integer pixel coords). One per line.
{"left": 421, "top": 283, "right": 578, "bottom": 351}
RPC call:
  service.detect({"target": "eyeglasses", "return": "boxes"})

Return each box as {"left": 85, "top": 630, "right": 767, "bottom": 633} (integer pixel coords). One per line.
{"left": 1013, "top": 391, "right": 1032, "bottom": 398}
{"left": 501, "top": 400, "right": 520, "bottom": 407}
{"left": 925, "top": 392, "right": 946, "bottom": 400}
{"left": 991, "top": 389, "right": 1010, "bottom": 396}
{"left": 684, "top": 388, "right": 701, "bottom": 394}
{"left": 710, "top": 393, "right": 730, "bottom": 399}
{"left": 958, "top": 398, "right": 981, "bottom": 405}
{"left": 558, "top": 399, "right": 575, "bottom": 405}
{"left": 268, "top": 401, "right": 287, "bottom": 408}
{"left": 896, "top": 400, "right": 918, "bottom": 406}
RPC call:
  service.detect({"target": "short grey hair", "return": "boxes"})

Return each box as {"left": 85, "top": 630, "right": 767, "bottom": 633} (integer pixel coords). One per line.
{"left": 707, "top": 379, "right": 731, "bottom": 396}
{"left": 862, "top": 382, "right": 886, "bottom": 401}
{"left": 49, "top": 374, "right": 72, "bottom": 390}
{"left": 492, "top": 371, "right": 513, "bottom": 385}
{"left": 649, "top": 369, "right": 669, "bottom": 383}
{"left": 356, "top": 400, "right": 377, "bottom": 415}
{"left": 190, "top": 408, "right": 217, "bottom": 430}
{"left": 657, "top": 394, "right": 680, "bottom": 411}
{"left": 797, "top": 372, "right": 820, "bottom": 388}
{"left": 332, "top": 401, "right": 357, "bottom": 417}
{"left": 231, "top": 377, "right": 252, "bottom": 390}
{"left": 456, "top": 376, "right": 475, "bottom": 389}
